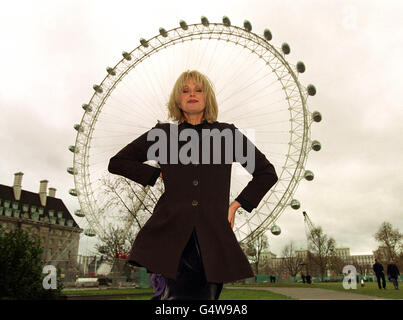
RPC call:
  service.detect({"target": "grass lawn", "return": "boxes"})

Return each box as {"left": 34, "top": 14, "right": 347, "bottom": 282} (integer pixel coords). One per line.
{"left": 111, "top": 289, "right": 294, "bottom": 300}
{"left": 62, "top": 288, "right": 153, "bottom": 296}
{"left": 63, "top": 281, "right": 402, "bottom": 300}
{"left": 226, "top": 281, "right": 402, "bottom": 300}
{"left": 63, "top": 288, "right": 294, "bottom": 300}
{"left": 110, "top": 294, "right": 153, "bottom": 300}
{"left": 219, "top": 289, "right": 294, "bottom": 300}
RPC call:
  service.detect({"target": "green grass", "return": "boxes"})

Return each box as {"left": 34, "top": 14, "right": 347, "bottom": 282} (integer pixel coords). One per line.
{"left": 109, "top": 294, "right": 153, "bottom": 300}
{"left": 108, "top": 288, "right": 294, "bottom": 300}
{"left": 219, "top": 289, "right": 294, "bottom": 300}
{"left": 63, "top": 281, "right": 402, "bottom": 300}
{"left": 62, "top": 288, "right": 153, "bottom": 296}
{"left": 226, "top": 281, "right": 403, "bottom": 300}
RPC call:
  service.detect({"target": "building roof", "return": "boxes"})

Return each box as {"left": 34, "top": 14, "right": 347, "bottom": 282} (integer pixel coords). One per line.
{"left": 0, "top": 184, "right": 80, "bottom": 229}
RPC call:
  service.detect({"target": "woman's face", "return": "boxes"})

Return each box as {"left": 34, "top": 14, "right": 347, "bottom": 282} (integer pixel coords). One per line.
{"left": 179, "top": 77, "right": 206, "bottom": 117}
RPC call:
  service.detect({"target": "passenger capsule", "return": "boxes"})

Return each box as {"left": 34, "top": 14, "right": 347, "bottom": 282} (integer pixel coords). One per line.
{"left": 223, "top": 16, "right": 231, "bottom": 27}
{"left": 263, "top": 29, "right": 272, "bottom": 41}
{"left": 82, "top": 104, "right": 92, "bottom": 112}
{"left": 296, "top": 61, "right": 306, "bottom": 73}
{"left": 69, "top": 189, "right": 78, "bottom": 196}
{"left": 68, "top": 145, "right": 77, "bottom": 153}
{"left": 74, "top": 209, "right": 85, "bottom": 217}
{"left": 307, "top": 84, "right": 316, "bottom": 96}
{"left": 67, "top": 167, "right": 77, "bottom": 175}
{"left": 106, "top": 67, "right": 116, "bottom": 76}
{"left": 73, "top": 124, "right": 84, "bottom": 132}
{"left": 122, "top": 51, "right": 131, "bottom": 61}
{"left": 201, "top": 16, "right": 209, "bottom": 27}
{"left": 312, "top": 111, "right": 322, "bottom": 122}
{"left": 271, "top": 225, "right": 281, "bottom": 236}
{"left": 281, "top": 43, "right": 290, "bottom": 55}
{"left": 159, "top": 27, "right": 168, "bottom": 37}
{"left": 311, "top": 140, "right": 321, "bottom": 151}
{"left": 93, "top": 85, "right": 103, "bottom": 94}
{"left": 290, "top": 199, "right": 300, "bottom": 210}
{"left": 84, "top": 229, "right": 96, "bottom": 237}
{"left": 179, "top": 20, "right": 188, "bottom": 30}
{"left": 243, "top": 20, "right": 252, "bottom": 32}
{"left": 304, "top": 170, "right": 314, "bottom": 181}
{"left": 140, "top": 38, "right": 149, "bottom": 48}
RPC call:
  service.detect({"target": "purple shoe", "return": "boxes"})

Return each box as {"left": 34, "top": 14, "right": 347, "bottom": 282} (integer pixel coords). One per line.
{"left": 149, "top": 273, "right": 166, "bottom": 300}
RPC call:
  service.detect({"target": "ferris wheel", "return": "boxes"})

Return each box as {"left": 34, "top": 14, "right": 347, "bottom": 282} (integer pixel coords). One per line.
{"left": 68, "top": 16, "right": 322, "bottom": 249}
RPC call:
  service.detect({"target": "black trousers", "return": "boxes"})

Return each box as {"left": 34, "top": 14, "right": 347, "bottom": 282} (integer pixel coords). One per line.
{"left": 160, "top": 228, "right": 223, "bottom": 300}
{"left": 389, "top": 277, "right": 399, "bottom": 289}
{"left": 375, "top": 272, "right": 386, "bottom": 289}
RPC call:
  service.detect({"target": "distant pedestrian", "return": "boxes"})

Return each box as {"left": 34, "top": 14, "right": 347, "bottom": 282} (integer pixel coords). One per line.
{"left": 306, "top": 274, "right": 312, "bottom": 284}
{"left": 373, "top": 259, "right": 386, "bottom": 289}
{"left": 301, "top": 273, "right": 306, "bottom": 284}
{"left": 386, "top": 260, "right": 400, "bottom": 290}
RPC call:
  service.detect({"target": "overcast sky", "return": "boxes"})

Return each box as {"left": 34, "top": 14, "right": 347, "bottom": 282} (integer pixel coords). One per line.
{"left": 1, "top": 0, "right": 402, "bottom": 257}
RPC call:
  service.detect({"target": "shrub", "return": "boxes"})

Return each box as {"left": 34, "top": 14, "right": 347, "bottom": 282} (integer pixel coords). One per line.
{"left": 0, "top": 227, "right": 65, "bottom": 299}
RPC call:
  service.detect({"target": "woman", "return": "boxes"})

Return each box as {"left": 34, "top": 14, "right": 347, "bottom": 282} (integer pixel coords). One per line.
{"left": 108, "top": 70, "right": 278, "bottom": 300}
{"left": 387, "top": 260, "right": 400, "bottom": 290}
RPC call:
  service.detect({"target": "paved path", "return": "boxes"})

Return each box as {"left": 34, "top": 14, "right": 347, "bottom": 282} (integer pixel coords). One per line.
{"left": 227, "top": 286, "right": 387, "bottom": 300}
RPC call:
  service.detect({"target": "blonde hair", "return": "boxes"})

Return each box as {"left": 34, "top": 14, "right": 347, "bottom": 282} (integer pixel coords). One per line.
{"left": 167, "top": 70, "right": 218, "bottom": 123}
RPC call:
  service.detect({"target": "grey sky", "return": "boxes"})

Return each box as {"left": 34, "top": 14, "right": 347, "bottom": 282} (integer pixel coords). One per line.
{"left": 1, "top": 0, "right": 402, "bottom": 257}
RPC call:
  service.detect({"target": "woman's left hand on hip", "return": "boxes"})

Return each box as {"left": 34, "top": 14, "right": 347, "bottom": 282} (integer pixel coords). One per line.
{"left": 228, "top": 201, "right": 241, "bottom": 229}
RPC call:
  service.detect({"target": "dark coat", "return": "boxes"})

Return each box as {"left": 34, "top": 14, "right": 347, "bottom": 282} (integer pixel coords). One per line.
{"left": 387, "top": 264, "right": 400, "bottom": 278}
{"left": 108, "top": 120, "right": 278, "bottom": 283}
{"left": 373, "top": 262, "right": 384, "bottom": 275}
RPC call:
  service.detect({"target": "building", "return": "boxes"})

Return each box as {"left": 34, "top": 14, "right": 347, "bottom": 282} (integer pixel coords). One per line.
{"left": 335, "top": 247, "right": 350, "bottom": 259}
{"left": 333, "top": 248, "right": 374, "bottom": 273}
{"left": 372, "top": 246, "right": 396, "bottom": 262}
{"left": 0, "top": 172, "right": 82, "bottom": 278}
{"left": 262, "top": 248, "right": 375, "bottom": 277}
{"left": 351, "top": 254, "right": 374, "bottom": 272}
{"left": 260, "top": 250, "right": 284, "bottom": 274}
{"left": 295, "top": 249, "right": 308, "bottom": 260}
{"left": 260, "top": 249, "right": 277, "bottom": 264}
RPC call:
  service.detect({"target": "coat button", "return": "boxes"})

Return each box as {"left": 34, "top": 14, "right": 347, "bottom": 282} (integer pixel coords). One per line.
{"left": 192, "top": 180, "right": 199, "bottom": 186}
{"left": 192, "top": 200, "right": 198, "bottom": 206}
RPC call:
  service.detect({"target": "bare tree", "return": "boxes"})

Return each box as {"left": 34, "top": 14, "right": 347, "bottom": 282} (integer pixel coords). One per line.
{"left": 397, "top": 248, "right": 403, "bottom": 271}
{"left": 93, "top": 173, "right": 165, "bottom": 283}
{"left": 328, "top": 255, "right": 346, "bottom": 276}
{"left": 93, "top": 224, "right": 138, "bottom": 285}
{"left": 349, "top": 258, "right": 371, "bottom": 277}
{"left": 374, "top": 221, "right": 402, "bottom": 261}
{"left": 281, "top": 241, "right": 304, "bottom": 280}
{"left": 100, "top": 175, "right": 164, "bottom": 232}
{"left": 260, "top": 262, "right": 275, "bottom": 277}
{"left": 95, "top": 224, "right": 137, "bottom": 263}
{"left": 244, "top": 233, "right": 269, "bottom": 275}
{"left": 308, "top": 226, "right": 336, "bottom": 281}
{"left": 304, "top": 251, "right": 320, "bottom": 277}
